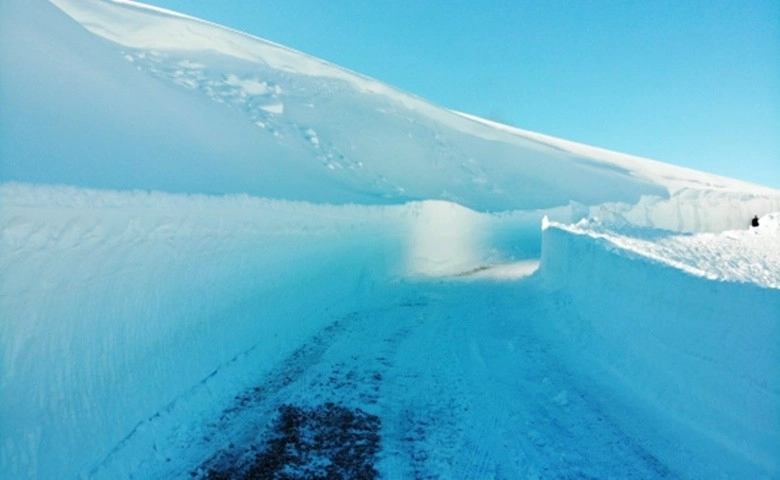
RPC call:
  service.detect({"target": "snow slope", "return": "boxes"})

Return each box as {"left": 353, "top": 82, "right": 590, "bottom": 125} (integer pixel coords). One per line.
{"left": 3, "top": 0, "right": 777, "bottom": 217}
{"left": 1, "top": 0, "right": 779, "bottom": 478}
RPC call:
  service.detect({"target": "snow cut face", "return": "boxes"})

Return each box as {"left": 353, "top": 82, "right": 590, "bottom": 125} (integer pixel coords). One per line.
{"left": 406, "top": 200, "right": 488, "bottom": 276}
{"left": 539, "top": 217, "right": 780, "bottom": 475}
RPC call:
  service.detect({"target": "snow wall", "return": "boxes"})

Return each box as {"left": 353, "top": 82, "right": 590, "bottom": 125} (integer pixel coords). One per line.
{"left": 3, "top": 181, "right": 778, "bottom": 478}
{"left": 0, "top": 184, "right": 557, "bottom": 479}
{"left": 591, "top": 188, "right": 780, "bottom": 233}
{"left": 0, "top": 187, "right": 396, "bottom": 479}
{"left": 539, "top": 222, "right": 780, "bottom": 477}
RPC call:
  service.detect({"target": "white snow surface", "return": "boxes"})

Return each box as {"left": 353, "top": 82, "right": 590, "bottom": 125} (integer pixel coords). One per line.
{"left": 1, "top": 0, "right": 779, "bottom": 479}
{"left": 548, "top": 214, "right": 780, "bottom": 289}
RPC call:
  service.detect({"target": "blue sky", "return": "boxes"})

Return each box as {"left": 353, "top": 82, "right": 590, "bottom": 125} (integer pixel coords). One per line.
{"left": 146, "top": 0, "right": 778, "bottom": 188}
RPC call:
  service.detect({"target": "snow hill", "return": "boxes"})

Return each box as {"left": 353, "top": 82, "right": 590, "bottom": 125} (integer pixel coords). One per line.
{"left": 1, "top": 0, "right": 779, "bottom": 478}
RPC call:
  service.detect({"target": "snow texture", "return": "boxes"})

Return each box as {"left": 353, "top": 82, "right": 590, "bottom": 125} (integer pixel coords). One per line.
{"left": 540, "top": 215, "right": 780, "bottom": 477}
{"left": 1, "top": 0, "right": 779, "bottom": 479}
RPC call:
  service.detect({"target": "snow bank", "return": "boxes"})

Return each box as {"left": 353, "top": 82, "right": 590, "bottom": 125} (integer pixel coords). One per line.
{"left": 0, "top": 183, "right": 545, "bottom": 478}
{"left": 593, "top": 188, "right": 780, "bottom": 233}
{"left": 539, "top": 217, "right": 780, "bottom": 477}
{"left": 0, "top": 184, "right": 410, "bottom": 478}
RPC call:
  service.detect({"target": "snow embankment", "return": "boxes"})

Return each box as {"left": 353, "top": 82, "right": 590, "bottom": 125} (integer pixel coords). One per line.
{"left": 0, "top": 184, "right": 543, "bottom": 478}
{"left": 539, "top": 215, "right": 780, "bottom": 477}
{"left": 0, "top": 184, "right": 402, "bottom": 478}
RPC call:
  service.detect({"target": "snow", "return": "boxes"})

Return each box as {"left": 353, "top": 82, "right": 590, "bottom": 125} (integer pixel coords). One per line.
{"left": 546, "top": 214, "right": 780, "bottom": 289}
{"left": 540, "top": 215, "right": 780, "bottom": 476}
{"left": 0, "top": 183, "right": 402, "bottom": 478}
{"left": 30, "top": 0, "right": 777, "bottom": 215}
{"left": 1, "top": 0, "right": 779, "bottom": 478}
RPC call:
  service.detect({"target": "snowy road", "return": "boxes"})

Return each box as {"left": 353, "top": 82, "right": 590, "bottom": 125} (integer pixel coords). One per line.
{"left": 3, "top": 0, "right": 779, "bottom": 476}
{"left": 96, "top": 277, "right": 677, "bottom": 479}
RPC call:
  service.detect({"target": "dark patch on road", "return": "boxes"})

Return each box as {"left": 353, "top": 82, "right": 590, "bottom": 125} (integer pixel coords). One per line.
{"left": 204, "top": 402, "right": 381, "bottom": 480}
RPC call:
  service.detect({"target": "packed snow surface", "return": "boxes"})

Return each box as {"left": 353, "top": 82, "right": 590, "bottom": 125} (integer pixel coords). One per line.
{"left": 1, "top": 0, "right": 779, "bottom": 479}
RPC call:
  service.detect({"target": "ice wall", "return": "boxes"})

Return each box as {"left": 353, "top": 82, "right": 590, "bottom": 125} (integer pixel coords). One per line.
{"left": 538, "top": 221, "right": 780, "bottom": 477}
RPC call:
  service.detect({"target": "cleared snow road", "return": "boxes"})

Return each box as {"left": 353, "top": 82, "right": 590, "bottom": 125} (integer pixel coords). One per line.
{"left": 96, "top": 277, "right": 676, "bottom": 479}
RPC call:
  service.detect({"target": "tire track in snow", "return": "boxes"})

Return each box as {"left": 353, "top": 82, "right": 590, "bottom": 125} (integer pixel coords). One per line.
{"left": 194, "top": 291, "right": 432, "bottom": 478}
{"left": 96, "top": 280, "right": 681, "bottom": 479}
{"left": 440, "top": 282, "right": 679, "bottom": 479}
{"left": 90, "top": 312, "right": 356, "bottom": 479}
{"left": 375, "top": 280, "right": 679, "bottom": 479}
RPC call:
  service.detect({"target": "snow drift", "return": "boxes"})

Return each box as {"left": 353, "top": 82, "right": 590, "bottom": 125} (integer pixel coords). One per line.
{"left": 3, "top": 0, "right": 777, "bottom": 215}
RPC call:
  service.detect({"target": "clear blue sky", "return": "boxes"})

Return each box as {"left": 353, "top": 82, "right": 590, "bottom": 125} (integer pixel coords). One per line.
{"left": 146, "top": 0, "right": 779, "bottom": 188}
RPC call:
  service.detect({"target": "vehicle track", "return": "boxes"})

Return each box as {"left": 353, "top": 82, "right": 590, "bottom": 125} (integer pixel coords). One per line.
{"left": 96, "top": 279, "right": 679, "bottom": 479}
